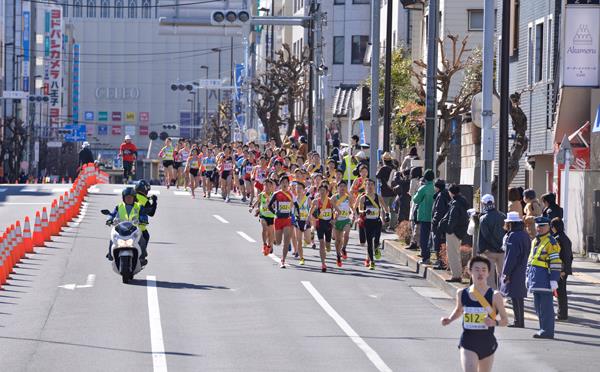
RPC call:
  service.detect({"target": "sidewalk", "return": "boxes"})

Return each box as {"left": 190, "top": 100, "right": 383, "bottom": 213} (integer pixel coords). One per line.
{"left": 383, "top": 238, "right": 600, "bottom": 327}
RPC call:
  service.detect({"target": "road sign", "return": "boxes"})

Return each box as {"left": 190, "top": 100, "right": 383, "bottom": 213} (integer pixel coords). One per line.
{"left": 2, "top": 90, "right": 28, "bottom": 99}
{"left": 64, "top": 124, "right": 87, "bottom": 142}
{"left": 556, "top": 134, "right": 573, "bottom": 165}
{"left": 198, "top": 79, "right": 222, "bottom": 88}
{"left": 47, "top": 141, "right": 62, "bottom": 148}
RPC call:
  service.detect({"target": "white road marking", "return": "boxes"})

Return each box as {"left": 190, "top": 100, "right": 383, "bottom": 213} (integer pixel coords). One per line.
{"left": 301, "top": 281, "right": 393, "bottom": 372}
{"left": 51, "top": 187, "right": 70, "bottom": 193}
{"left": 58, "top": 274, "right": 96, "bottom": 290}
{"left": 0, "top": 202, "right": 52, "bottom": 205}
{"left": 113, "top": 188, "right": 124, "bottom": 194}
{"left": 236, "top": 231, "right": 256, "bottom": 243}
{"left": 173, "top": 191, "right": 191, "bottom": 196}
{"left": 21, "top": 187, "right": 38, "bottom": 192}
{"left": 146, "top": 275, "right": 168, "bottom": 372}
{"left": 0, "top": 188, "right": 7, "bottom": 192}
{"left": 212, "top": 214, "right": 229, "bottom": 224}
{"left": 268, "top": 253, "right": 281, "bottom": 263}
{"left": 88, "top": 186, "right": 100, "bottom": 193}
{"left": 149, "top": 190, "right": 161, "bottom": 196}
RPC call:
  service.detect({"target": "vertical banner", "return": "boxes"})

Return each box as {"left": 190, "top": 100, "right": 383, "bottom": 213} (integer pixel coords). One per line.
{"left": 73, "top": 44, "right": 81, "bottom": 125}
{"left": 563, "top": 5, "right": 600, "bottom": 87}
{"left": 48, "top": 7, "right": 63, "bottom": 127}
{"left": 43, "top": 10, "right": 50, "bottom": 96}
{"left": 22, "top": 3, "right": 31, "bottom": 91}
{"left": 234, "top": 63, "right": 245, "bottom": 130}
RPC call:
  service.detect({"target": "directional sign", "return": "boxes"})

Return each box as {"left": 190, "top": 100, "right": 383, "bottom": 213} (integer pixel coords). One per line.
{"left": 198, "top": 79, "right": 222, "bottom": 88}
{"left": 2, "top": 90, "right": 28, "bottom": 99}
{"left": 64, "top": 124, "right": 87, "bottom": 142}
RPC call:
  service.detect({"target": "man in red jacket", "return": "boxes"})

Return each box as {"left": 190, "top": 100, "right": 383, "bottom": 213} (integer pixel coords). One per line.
{"left": 119, "top": 135, "right": 137, "bottom": 183}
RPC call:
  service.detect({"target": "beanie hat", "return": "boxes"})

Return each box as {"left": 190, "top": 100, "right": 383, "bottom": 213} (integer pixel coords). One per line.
{"left": 423, "top": 169, "right": 435, "bottom": 182}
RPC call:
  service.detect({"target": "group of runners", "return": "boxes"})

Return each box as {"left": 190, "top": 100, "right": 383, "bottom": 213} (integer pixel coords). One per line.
{"left": 158, "top": 137, "right": 390, "bottom": 272}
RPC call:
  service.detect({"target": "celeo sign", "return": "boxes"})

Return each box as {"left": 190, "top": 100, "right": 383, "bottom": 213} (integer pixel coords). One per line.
{"left": 95, "top": 87, "right": 141, "bottom": 100}
{"left": 563, "top": 5, "right": 600, "bottom": 87}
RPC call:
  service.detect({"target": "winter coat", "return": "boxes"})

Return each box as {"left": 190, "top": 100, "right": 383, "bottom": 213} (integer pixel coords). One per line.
{"left": 412, "top": 181, "right": 435, "bottom": 222}
{"left": 431, "top": 190, "right": 450, "bottom": 234}
{"left": 508, "top": 201, "right": 523, "bottom": 217}
{"left": 478, "top": 208, "right": 506, "bottom": 254}
{"left": 523, "top": 199, "right": 543, "bottom": 238}
{"left": 408, "top": 178, "right": 421, "bottom": 221}
{"left": 394, "top": 179, "right": 411, "bottom": 223}
{"left": 543, "top": 204, "right": 563, "bottom": 221}
{"left": 554, "top": 231, "right": 573, "bottom": 275}
{"left": 445, "top": 194, "right": 469, "bottom": 240}
{"left": 526, "top": 233, "right": 562, "bottom": 292}
{"left": 500, "top": 223, "right": 531, "bottom": 298}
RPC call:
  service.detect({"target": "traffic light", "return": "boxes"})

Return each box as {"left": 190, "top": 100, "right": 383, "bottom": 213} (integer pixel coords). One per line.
{"left": 210, "top": 10, "right": 250, "bottom": 26}
{"left": 162, "top": 124, "right": 178, "bottom": 130}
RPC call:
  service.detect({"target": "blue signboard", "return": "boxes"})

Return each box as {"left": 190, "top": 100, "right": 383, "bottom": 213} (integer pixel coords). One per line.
{"left": 98, "top": 125, "right": 108, "bottom": 136}
{"left": 64, "top": 124, "right": 87, "bottom": 142}
{"left": 23, "top": 8, "right": 30, "bottom": 90}
{"left": 84, "top": 111, "right": 94, "bottom": 121}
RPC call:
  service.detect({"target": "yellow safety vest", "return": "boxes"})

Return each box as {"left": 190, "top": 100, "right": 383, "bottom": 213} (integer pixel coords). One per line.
{"left": 343, "top": 155, "right": 358, "bottom": 182}
{"left": 528, "top": 233, "right": 561, "bottom": 270}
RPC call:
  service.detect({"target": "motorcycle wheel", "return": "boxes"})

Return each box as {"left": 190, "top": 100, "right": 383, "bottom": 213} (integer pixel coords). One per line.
{"left": 120, "top": 256, "right": 131, "bottom": 283}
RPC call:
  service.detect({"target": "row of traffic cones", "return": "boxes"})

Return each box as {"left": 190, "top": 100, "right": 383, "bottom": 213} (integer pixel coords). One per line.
{"left": 1, "top": 163, "right": 103, "bottom": 288}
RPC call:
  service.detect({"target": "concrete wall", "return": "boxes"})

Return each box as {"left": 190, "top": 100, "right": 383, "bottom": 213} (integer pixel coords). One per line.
{"left": 564, "top": 170, "right": 600, "bottom": 254}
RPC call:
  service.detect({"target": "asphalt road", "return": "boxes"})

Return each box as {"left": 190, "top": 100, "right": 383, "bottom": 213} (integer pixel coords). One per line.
{"left": 1, "top": 184, "right": 599, "bottom": 372}
{"left": 0, "top": 184, "right": 73, "bottom": 229}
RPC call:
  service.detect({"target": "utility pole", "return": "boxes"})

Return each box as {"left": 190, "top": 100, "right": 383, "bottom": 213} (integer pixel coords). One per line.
{"left": 383, "top": 0, "right": 393, "bottom": 152}
{"left": 480, "top": 0, "right": 495, "bottom": 196}
{"left": 369, "top": 0, "right": 381, "bottom": 177}
{"left": 307, "top": 3, "right": 315, "bottom": 151}
{"left": 498, "top": 0, "right": 511, "bottom": 213}
{"left": 424, "top": 0, "right": 439, "bottom": 171}
{"left": 314, "top": 5, "right": 326, "bottom": 158}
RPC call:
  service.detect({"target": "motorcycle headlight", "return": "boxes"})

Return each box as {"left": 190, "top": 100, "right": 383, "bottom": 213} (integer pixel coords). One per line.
{"left": 116, "top": 239, "right": 134, "bottom": 248}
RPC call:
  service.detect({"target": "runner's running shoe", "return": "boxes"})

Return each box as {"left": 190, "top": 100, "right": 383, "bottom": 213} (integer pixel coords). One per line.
{"left": 299, "top": 258, "right": 305, "bottom": 265}
{"left": 280, "top": 260, "right": 286, "bottom": 269}
{"left": 336, "top": 257, "right": 343, "bottom": 268}
{"left": 342, "top": 247, "right": 348, "bottom": 260}
{"left": 369, "top": 262, "right": 375, "bottom": 270}
{"left": 321, "top": 264, "right": 327, "bottom": 273}
{"left": 364, "top": 258, "right": 370, "bottom": 267}
{"left": 375, "top": 248, "right": 381, "bottom": 260}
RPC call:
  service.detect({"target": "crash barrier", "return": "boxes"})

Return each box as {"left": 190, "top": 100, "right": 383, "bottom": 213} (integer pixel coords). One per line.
{"left": 0, "top": 163, "right": 107, "bottom": 288}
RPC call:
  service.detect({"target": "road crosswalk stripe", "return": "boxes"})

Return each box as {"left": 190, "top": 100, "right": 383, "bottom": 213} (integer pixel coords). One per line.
{"left": 0, "top": 188, "right": 7, "bottom": 192}
{"left": 149, "top": 190, "right": 161, "bottom": 195}
{"left": 301, "top": 281, "right": 392, "bottom": 372}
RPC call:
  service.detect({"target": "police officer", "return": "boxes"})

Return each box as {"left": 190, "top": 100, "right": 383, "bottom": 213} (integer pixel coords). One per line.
{"left": 135, "top": 180, "right": 157, "bottom": 265}
{"left": 106, "top": 187, "right": 148, "bottom": 263}
{"left": 527, "top": 216, "right": 562, "bottom": 339}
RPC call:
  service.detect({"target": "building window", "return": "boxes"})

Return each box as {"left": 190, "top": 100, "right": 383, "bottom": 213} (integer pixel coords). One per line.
{"left": 61, "top": 0, "right": 68, "bottom": 17}
{"left": 351, "top": 35, "right": 369, "bottom": 64}
{"left": 87, "top": 0, "right": 96, "bottom": 17}
{"left": 100, "top": 0, "right": 110, "bottom": 18}
{"left": 468, "top": 9, "right": 484, "bottom": 31}
{"left": 115, "top": 0, "right": 124, "bottom": 18}
{"left": 142, "top": 0, "right": 151, "bottom": 18}
{"left": 74, "top": 0, "right": 83, "bottom": 17}
{"left": 527, "top": 25, "right": 533, "bottom": 85}
{"left": 547, "top": 18, "right": 552, "bottom": 80}
{"left": 353, "top": 0, "right": 370, "bottom": 4}
{"left": 535, "top": 22, "right": 544, "bottom": 82}
{"left": 333, "top": 36, "right": 344, "bottom": 64}
{"left": 510, "top": 0, "right": 520, "bottom": 57}
{"left": 334, "top": 0, "right": 344, "bottom": 4}
{"left": 128, "top": 0, "right": 137, "bottom": 18}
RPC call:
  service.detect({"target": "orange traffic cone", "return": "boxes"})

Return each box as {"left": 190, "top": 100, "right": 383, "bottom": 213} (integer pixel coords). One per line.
{"left": 58, "top": 196, "right": 65, "bottom": 228}
{"left": 33, "top": 212, "right": 44, "bottom": 247}
{"left": 8, "top": 225, "right": 17, "bottom": 268}
{"left": 0, "top": 234, "right": 8, "bottom": 286}
{"left": 41, "top": 207, "right": 50, "bottom": 242}
{"left": 23, "top": 217, "right": 33, "bottom": 254}
{"left": 15, "top": 221, "right": 24, "bottom": 260}
{"left": 49, "top": 203, "right": 59, "bottom": 236}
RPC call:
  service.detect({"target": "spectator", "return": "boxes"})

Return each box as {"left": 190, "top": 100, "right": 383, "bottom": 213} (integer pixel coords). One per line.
{"left": 298, "top": 136, "right": 308, "bottom": 159}
{"left": 400, "top": 146, "right": 419, "bottom": 173}
{"left": 119, "top": 135, "right": 138, "bottom": 183}
{"left": 508, "top": 187, "right": 524, "bottom": 217}
{"left": 443, "top": 184, "right": 469, "bottom": 282}
{"left": 377, "top": 152, "right": 398, "bottom": 231}
{"left": 551, "top": 217, "right": 573, "bottom": 321}
{"left": 541, "top": 193, "right": 563, "bottom": 221}
{"left": 523, "top": 189, "right": 543, "bottom": 239}
{"left": 413, "top": 169, "right": 435, "bottom": 264}
{"left": 330, "top": 139, "right": 341, "bottom": 164}
{"left": 407, "top": 166, "right": 423, "bottom": 250}
{"left": 500, "top": 212, "right": 531, "bottom": 328}
{"left": 527, "top": 216, "right": 562, "bottom": 339}
{"left": 351, "top": 134, "right": 361, "bottom": 154}
{"left": 431, "top": 179, "right": 450, "bottom": 270}
{"left": 393, "top": 175, "right": 411, "bottom": 224}
{"left": 79, "top": 141, "right": 94, "bottom": 167}
{"left": 353, "top": 151, "right": 369, "bottom": 177}
{"left": 478, "top": 194, "right": 507, "bottom": 289}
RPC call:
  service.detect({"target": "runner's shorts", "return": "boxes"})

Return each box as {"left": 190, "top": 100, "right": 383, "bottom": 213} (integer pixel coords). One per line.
{"left": 274, "top": 217, "right": 292, "bottom": 231}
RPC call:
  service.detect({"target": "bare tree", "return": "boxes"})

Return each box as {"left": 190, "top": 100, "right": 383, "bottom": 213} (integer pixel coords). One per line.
{"left": 0, "top": 116, "right": 28, "bottom": 181}
{"left": 412, "top": 35, "right": 482, "bottom": 170}
{"left": 508, "top": 91, "right": 529, "bottom": 184}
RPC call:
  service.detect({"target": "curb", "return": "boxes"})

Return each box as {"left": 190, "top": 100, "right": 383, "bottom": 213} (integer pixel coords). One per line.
{"left": 383, "top": 239, "right": 465, "bottom": 298}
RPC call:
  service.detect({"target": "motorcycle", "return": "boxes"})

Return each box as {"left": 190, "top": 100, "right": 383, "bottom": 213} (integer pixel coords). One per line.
{"left": 101, "top": 209, "right": 145, "bottom": 283}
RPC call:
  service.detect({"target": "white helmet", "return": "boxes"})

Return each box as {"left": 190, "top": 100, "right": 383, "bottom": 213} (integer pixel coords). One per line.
{"left": 355, "top": 151, "right": 367, "bottom": 160}
{"left": 124, "top": 135, "right": 132, "bottom": 140}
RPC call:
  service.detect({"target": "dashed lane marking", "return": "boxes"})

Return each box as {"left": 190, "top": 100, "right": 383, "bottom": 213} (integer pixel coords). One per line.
{"left": 301, "top": 281, "right": 392, "bottom": 372}
{"left": 212, "top": 214, "right": 229, "bottom": 224}
{"left": 173, "top": 191, "right": 191, "bottom": 196}
{"left": 236, "top": 231, "right": 256, "bottom": 243}
{"left": 146, "top": 275, "right": 168, "bottom": 372}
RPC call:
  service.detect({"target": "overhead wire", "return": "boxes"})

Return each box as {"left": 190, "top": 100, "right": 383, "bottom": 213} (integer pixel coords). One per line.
{"left": 23, "top": 0, "right": 226, "bottom": 9}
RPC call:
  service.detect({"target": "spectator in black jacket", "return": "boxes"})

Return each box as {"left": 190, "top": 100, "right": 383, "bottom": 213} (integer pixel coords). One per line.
{"left": 393, "top": 176, "right": 411, "bottom": 224}
{"left": 78, "top": 142, "right": 94, "bottom": 167}
{"left": 443, "top": 184, "right": 468, "bottom": 282}
{"left": 431, "top": 179, "right": 450, "bottom": 270}
{"left": 478, "top": 194, "right": 506, "bottom": 289}
{"left": 551, "top": 217, "right": 573, "bottom": 320}
{"left": 541, "top": 193, "right": 563, "bottom": 221}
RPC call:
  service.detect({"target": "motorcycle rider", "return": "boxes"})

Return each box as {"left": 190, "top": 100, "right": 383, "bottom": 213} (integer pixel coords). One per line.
{"left": 105, "top": 187, "right": 149, "bottom": 265}
{"left": 135, "top": 180, "right": 157, "bottom": 264}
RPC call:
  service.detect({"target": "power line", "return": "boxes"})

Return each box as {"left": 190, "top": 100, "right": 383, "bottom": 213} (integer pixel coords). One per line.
{"left": 23, "top": 0, "right": 226, "bottom": 9}
{"left": 11, "top": 45, "right": 237, "bottom": 57}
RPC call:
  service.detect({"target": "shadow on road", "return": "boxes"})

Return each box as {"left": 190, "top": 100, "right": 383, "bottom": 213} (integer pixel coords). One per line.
{"left": 0, "top": 336, "right": 202, "bottom": 357}
{"left": 129, "top": 279, "right": 230, "bottom": 291}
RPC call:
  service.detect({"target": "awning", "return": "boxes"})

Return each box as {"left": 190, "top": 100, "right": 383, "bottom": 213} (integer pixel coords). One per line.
{"left": 331, "top": 84, "right": 358, "bottom": 117}
{"left": 554, "top": 87, "right": 592, "bottom": 144}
